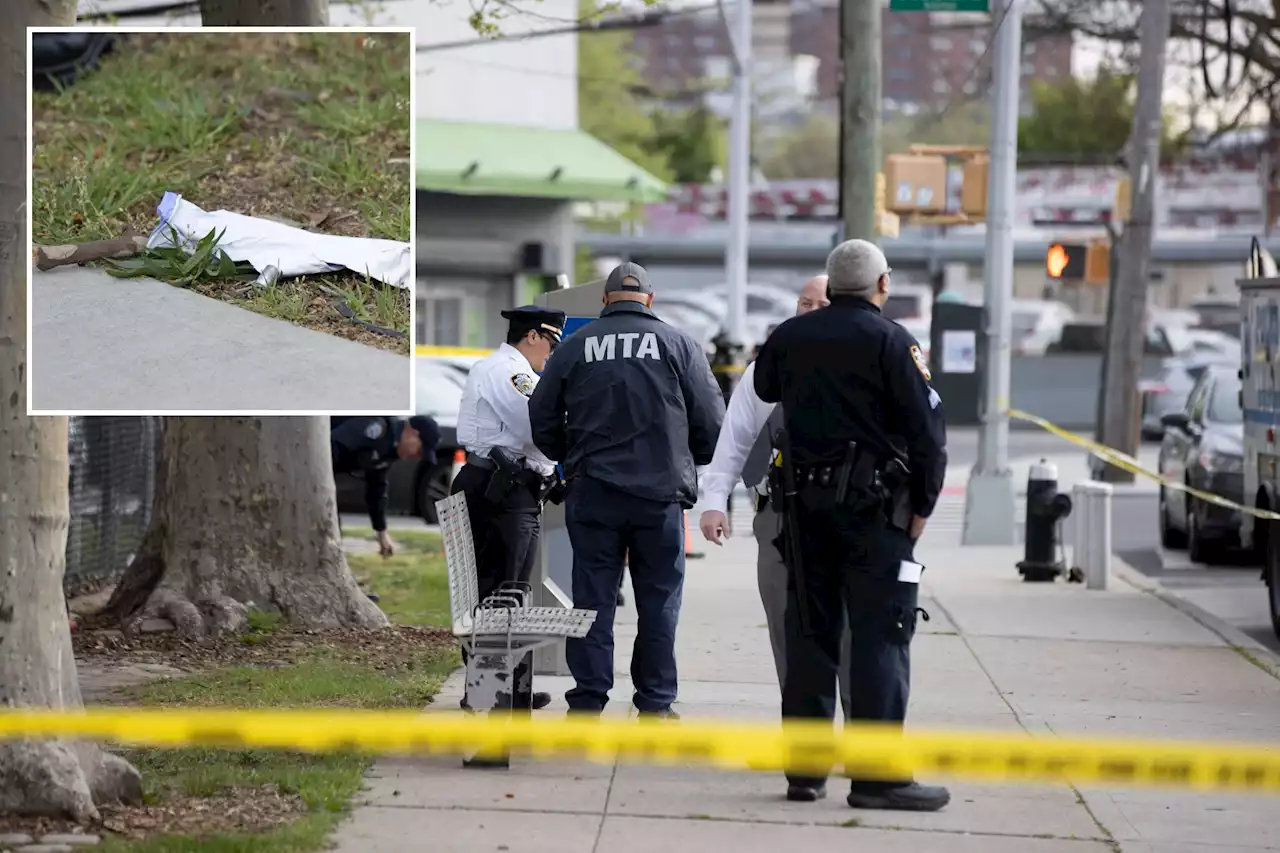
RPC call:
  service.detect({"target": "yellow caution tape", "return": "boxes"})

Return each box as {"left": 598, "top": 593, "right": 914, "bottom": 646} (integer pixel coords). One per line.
{"left": 416, "top": 345, "right": 493, "bottom": 357}
{"left": 1006, "top": 408, "right": 1280, "bottom": 522}
{"left": 1, "top": 709, "right": 1279, "bottom": 792}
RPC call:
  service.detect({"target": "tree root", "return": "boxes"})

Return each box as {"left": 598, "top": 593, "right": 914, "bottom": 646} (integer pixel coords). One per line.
{"left": 0, "top": 740, "right": 142, "bottom": 822}
{"left": 122, "top": 588, "right": 248, "bottom": 638}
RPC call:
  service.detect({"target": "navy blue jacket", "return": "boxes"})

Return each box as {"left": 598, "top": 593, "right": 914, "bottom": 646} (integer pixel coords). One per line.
{"left": 753, "top": 295, "right": 948, "bottom": 518}
{"left": 529, "top": 301, "right": 726, "bottom": 508}
{"left": 330, "top": 415, "right": 440, "bottom": 531}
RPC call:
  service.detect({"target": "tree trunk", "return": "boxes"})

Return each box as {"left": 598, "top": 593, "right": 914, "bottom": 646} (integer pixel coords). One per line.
{"left": 0, "top": 0, "right": 143, "bottom": 821}
{"left": 115, "top": 418, "right": 388, "bottom": 637}
{"left": 199, "top": 0, "right": 329, "bottom": 25}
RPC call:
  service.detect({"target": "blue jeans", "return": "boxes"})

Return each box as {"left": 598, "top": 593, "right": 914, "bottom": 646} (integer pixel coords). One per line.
{"left": 564, "top": 476, "right": 685, "bottom": 713}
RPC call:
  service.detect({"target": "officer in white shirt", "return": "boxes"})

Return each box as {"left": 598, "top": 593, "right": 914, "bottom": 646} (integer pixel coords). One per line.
{"left": 697, "top": 275, "right": 852, "bottom": 714}
{"left": 451, "top": 305, "right": 566, "bottom": 732}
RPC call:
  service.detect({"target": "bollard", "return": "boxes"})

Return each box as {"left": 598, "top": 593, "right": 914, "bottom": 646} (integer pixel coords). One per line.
{"left": 1070, "top": 481, "right": 1113, "bottom": 590}
{"left": 1016, "top": 459, "right": 1073, "bottom": 582}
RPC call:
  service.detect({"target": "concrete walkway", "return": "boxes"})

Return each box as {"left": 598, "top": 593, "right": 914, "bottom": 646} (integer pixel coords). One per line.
{"left": 30, "top": 265, "right": 410, "bottom": 412}
{"left": 331, "top": 528, "right": 1280, "bottom": 852}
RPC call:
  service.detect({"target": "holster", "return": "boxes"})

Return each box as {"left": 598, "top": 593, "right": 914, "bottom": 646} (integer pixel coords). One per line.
{"left": 878, "top": 458, "right": 914, "bottom": 532}
{"left": 483, "top": 448, "right": 522, "bottom": 504}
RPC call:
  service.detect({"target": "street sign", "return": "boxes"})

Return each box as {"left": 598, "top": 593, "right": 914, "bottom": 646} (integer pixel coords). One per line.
{"left": 890, "top": 0, "right": 990, "bottom": 11}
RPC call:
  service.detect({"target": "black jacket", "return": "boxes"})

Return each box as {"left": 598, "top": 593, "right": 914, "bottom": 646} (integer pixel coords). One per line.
{"left": 330, "top": 416, "right": 401, "bottom": 532}
{"left": 753, "top": 295, "right": 948, "bottom": 518}
{"left": 529, "top": 301, "right": 726, "bottom": 508}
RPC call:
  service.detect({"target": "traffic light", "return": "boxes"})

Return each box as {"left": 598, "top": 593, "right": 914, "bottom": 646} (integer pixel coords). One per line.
{"left": 1046, "top": 243, "right": 1087, "bottom": 280}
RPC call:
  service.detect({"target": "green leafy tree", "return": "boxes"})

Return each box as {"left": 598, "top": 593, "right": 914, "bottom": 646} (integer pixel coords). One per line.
{"left": 578, "top": 0, "right": 672, "bottom": 179}
{"left": 649, "top": 104, "right": 726, "bottom": 183}
{"left": 1018, "top": 70, "right": 1184, "bottom": 161}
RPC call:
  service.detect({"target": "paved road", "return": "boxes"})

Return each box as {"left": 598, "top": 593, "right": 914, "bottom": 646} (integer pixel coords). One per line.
{"left": 1112, "top": 493, "right": 1278, "bottom": 654}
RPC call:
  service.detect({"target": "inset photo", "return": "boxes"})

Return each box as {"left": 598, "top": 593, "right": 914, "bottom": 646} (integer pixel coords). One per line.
{"left": 29, "top": 28, "right": 413, "bottom": 414}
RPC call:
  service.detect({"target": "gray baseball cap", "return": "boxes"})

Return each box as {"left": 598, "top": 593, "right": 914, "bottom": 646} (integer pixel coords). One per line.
{"left": 604, "top": 262, "right": 653, "bottom": 295}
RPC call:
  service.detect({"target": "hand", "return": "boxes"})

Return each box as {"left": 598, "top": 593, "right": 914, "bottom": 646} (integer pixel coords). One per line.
{"left": 699, "top": 510, "right": 730, "bottom": 545}
{"left": 908, "top": 515, "right": 928, "bottom": 541}
{"left": 376, "top": 530, "right": 396, "bottom": 558}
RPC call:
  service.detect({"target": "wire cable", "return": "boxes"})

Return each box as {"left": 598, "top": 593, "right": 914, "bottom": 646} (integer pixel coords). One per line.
{"left": 905, "top": 0, "right": 1014, "bottom": 138}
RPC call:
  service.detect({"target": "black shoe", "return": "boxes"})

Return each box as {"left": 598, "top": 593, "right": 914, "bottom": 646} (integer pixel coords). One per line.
{"left": 463, "top": 754, "right": 510, "bottom": 770}
{"left": 637, "top": 707, "right": 680, "bottom": 720}
{"left": 847, "top": 782, "right": 950, "bottom": 812}
{"left": 787, "top": 782, "right": 827, "bottom": 802}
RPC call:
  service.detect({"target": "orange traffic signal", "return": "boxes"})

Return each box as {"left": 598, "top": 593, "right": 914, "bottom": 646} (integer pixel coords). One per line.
{"left": 1045, "top": 243, "right": 1087, "bottom": 280}
{"left": 1046, "top": 244, "right": 1069, "bottom": 277}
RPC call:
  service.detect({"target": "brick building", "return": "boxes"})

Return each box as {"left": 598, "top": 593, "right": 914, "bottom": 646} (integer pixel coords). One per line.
{"left": 629, "top": 3, "right": 1073, "bottom": 111}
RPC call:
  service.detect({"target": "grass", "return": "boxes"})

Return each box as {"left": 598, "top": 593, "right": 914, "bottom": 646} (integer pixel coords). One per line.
{"left": 92, "top": 527, "right": 455, "bottom": 853}
{"left": 345, "top": 528, "right": 451, "bottom": 627}
{"left": 32, "top": 31, "right": 411, "bottom": 354}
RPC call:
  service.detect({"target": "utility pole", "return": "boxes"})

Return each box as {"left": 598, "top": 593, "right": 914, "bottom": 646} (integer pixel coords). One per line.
{"left": 839, "top": 0, "right": 881, "bottom": 244}
{"left": 720, "top": 0, "right": 752, "bottom": 354}
{"left": 962, "top": 0, "right": 1023, "bottom": 546}
{"left": 1096, "top": 0, "right": 1171, "bottom": 484}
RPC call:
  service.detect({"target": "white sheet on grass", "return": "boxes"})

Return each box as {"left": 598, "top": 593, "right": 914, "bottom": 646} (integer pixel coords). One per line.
{"left": 145, "top": 192, "right": 411, "bottom": 289}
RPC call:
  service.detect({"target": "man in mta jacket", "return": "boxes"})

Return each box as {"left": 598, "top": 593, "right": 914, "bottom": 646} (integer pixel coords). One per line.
{"left": 529, "top": 263, "right": 725, "bottom": 718}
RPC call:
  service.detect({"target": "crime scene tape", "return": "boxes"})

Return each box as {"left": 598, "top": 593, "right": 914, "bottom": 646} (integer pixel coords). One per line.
{"left": 1, "top": 709, "right": 1279, "bottom": 793}
{"left": 1007, "top": 408, "right": 1280, "bottom": 522}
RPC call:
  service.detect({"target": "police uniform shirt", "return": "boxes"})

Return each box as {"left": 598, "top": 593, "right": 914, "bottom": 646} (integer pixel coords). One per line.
{"left": 457, "top": 343, "right": 556, "bottom": 476}
{"left": 699, "top": 360, "right": 776, "bottom": 516}
{"left": 753, "top": 295, "right": 947, "bottom": 519}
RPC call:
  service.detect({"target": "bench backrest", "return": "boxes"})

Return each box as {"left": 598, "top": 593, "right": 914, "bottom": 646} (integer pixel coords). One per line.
{"left": 436, "top": 492, "right": 479, "bottom": 631}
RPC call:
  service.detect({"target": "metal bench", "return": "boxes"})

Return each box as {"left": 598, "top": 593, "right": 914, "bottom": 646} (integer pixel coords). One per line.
{"left": 436, "top": 492, "right": 596, "bottom": 718}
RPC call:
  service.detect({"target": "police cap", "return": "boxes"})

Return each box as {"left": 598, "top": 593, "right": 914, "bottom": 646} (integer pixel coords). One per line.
{"left": 604, "top": 262, "right": 653, "bottom": 295}
{"left": 501, "top": 305, "right": 567, "bottom": 343}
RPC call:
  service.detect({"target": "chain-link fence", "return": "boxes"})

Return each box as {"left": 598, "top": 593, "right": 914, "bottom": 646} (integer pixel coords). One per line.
{"left": 66, "top": 417, "right": 158, "bottom": 597}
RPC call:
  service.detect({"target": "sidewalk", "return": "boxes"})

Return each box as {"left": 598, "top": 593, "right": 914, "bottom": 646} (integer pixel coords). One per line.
{"left": 331, "top": 533, "right": 1280, "bottom": 853}
{"left": 30, "top": 264, "right": 410, "bottom": 411}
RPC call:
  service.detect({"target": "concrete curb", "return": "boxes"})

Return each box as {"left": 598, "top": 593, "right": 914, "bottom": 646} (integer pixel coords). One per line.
{"left": 1111, "top": 558, "right": 1280, "bottom": 679}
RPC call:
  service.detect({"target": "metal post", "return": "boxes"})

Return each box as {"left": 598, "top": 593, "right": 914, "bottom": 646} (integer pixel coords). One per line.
{"left": 1096, "top": 0, "right": 1171, "bottom": 484}
{"left": 839, "top": 0, "right": 881, "bottom": 244}
{"left": 962, "top": 0, "right": 1022, "bottom": 546}
{"left": 722, "top": 0, "right": 752, "bottom": 350}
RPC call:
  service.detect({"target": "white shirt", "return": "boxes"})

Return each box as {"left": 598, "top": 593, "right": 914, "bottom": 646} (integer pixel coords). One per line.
{"left": 698, "top": 361, "right": 775, "bottom": 515}
{"left": 456, "top": 343, "right": 556, "bottom": 476}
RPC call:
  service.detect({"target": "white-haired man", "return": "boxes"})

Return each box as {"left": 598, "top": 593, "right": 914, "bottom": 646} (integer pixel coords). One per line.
{"left": 697, "top": 274, "right": 853, "bottom": 719}
{"left": 753, "top": 239, "right": 950, "bottom": 812}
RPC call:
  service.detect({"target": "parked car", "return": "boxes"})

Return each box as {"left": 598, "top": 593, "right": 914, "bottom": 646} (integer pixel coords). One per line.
{"left": 1139, "top": 353, "right": 1237, "bottom": 441}
{"left": 333, "top": 356, "right": 470, "bottom": 525}
{"left": 1184, "top": 327, "right": 1240, "bottom": 358}
{"left": 1156, "top": 364, "right": 1245, "bottom": 562}
{"left": 1188, "top": 296, "right": 1241, "bottom": 336}
{"left": 1049, "top": 317, "right": 1193, "bottom": 357}
{"left": 1011, "top": 299, "right": 1075, "bottom": 355}
{"left": 882, "top": 283, "right": 933, "bottom": 325}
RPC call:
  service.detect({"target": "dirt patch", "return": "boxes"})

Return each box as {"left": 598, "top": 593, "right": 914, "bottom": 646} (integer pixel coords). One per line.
{"left": 0, "top": 786, "right": 305, "bottom": 845}
{"left": 72, "top": 624, "right": 456, "bottom": 686}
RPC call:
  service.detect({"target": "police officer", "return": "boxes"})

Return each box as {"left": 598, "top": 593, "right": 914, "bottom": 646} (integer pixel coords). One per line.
{"left": 452, "top": 305, "right": 566, "bottom": 722}
{"left": 753, "top": 240, "right": 950, "bottom": 811}
{"left": 697, "top": 274, "right": 852, "bottom": 715}
{"left": 331, "top": 415, "right": 440, "bottom": 557}
{"left": 528, "top": 263, "right": 725, "bottom": 718}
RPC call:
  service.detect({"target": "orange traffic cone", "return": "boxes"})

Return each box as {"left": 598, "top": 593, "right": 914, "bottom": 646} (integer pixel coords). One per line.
{"left": 449, "top": 448, "right": 466, "bottom": 487}
{"left": 684, "top": 511, "right": 704, "bottom": 560}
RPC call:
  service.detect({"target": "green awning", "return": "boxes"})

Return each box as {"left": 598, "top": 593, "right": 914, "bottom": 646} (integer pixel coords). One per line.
{"left": 417, "top": 119, "right": 668, "bottom": 203}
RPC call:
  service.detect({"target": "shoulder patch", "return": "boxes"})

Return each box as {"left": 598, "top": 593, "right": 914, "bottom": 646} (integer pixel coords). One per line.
{"left": 510, "top": 373, "right": 535, "bottom": 397}
{"left": 909, "top": 345, "right": 932, "bottom": 381}
{"left": 364, "top": 420, "right": 384, "bottom": 440}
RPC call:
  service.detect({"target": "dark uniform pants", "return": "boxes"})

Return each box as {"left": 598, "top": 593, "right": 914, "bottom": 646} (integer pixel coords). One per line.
{"left": 451, "top": 463, "right": 542, "bottom": 707}
{"left": 564, "top": 476, "right": 685, "bottom": 713}
{"left": 780, "top": 489, "right": 919, "bottom": 791}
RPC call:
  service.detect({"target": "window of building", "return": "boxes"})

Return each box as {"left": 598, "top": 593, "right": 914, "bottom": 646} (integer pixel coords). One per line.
{"left": 969, "top": 37, "right": 984, "bottom": 54}
{"left": 1024, "top": 41, "right": 1038, "bottom": 56}
{"left": 1021, "top": 60, "right": 1035, "bottom": 76}
{"left": 888, "top": 66, "right": 913, "bottom": 81}
{"left": 695, "top": 34, "right": 716, "bottom": 51}
{"left": 930, "top": 35, "right": 953, "bottom": 51}
{"left": 933, "top": 78, "right": 950, "bottom": 94}
{"left": 417, "top": 295, "right": 462, "bottom": 347}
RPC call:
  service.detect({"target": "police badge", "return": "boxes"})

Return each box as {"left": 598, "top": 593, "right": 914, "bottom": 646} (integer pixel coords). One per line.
{"left": 511, "top": 373, "right": 535, "bottom": 397}
{"left": 909, "top": 345, "right": 931, "bottom": 381}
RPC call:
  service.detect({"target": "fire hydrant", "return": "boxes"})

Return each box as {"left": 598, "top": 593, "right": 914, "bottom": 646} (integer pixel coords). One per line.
{"left": 1016, "top": 459, "right": 1073, "bottom": 582}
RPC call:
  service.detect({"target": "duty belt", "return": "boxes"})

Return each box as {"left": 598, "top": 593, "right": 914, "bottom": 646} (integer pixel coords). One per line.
{"left": 466, "top": 453, "right": 552, "bottom": 490}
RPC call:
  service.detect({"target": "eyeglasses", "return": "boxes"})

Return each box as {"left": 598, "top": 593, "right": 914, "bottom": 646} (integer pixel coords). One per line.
{"left": 539, "top": 331, "right": 560, "bottom": 350}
